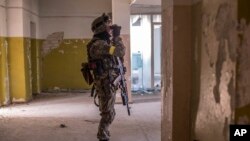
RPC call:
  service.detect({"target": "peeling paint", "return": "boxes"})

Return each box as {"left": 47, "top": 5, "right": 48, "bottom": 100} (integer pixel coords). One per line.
{"left": 0, "top": 38, "right": 10, "bottom": 105}
{"left": 213, "top": 41, "right": 226, "bottom": 103}
{"left": 237, "top": 22, "right": 250, "bottom": 108}
{"left": 25, "top": 38, "right": 32, "bottom": 98}
{"left": 58, "top": 49, "right": 64, "bottom": 54}
{"left": 42, "top": 32, "right": 64, "bottom": 56}
{"left": 64, "top": 40, "right": 72, "bottom": 44}
{"left": 53, "top": 86, "right": 60, "bottom": 91}
{"left": 4, "top": 39, "right": 10, "bottom": 105}
{"left": 214, "top": 3, "right": 232, "bottom": 40}
{"left": 195, "top": 1, "right": 237, "bottom": 141}
{"left": 223, "top": 117, "right": 229, "bottom": 141}
{"left": 4, "top": 77, "right": 10, "bottom": 105}
{"left": 227, "top": 71, "right": 235, "bottom": 111}
{"left": 202, "top": 13, "right": 216, "bottom": 68}
{"left": 42, "top": 38, "right": 91, "bottom": 90}
{"left": 213, "top": 3, "right": 237, "bottom": 104}
{"left": 12, "top": 98, "right": 26, "bottom": 103}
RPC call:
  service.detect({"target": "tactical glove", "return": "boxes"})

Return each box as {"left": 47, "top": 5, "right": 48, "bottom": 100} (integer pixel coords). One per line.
{"left": 111, "top": 24, "right": 121, "bottom": 37}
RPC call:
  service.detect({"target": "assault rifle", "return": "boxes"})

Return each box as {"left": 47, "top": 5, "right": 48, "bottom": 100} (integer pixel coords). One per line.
{"left": 111, "top": 24, "right": 131, "bottom": 116}
{"left": 114, "top": 57, "right": 131, "bottom": 116}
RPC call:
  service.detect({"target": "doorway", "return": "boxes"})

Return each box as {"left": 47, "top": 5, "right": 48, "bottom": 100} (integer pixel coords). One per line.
{"left": 130, "top": 14, "right": 162, "bottom": 94}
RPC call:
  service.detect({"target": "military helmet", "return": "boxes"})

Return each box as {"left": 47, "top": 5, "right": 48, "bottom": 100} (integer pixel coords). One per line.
{"left": 91, "top": 13, "right": 111, "bottom": 35}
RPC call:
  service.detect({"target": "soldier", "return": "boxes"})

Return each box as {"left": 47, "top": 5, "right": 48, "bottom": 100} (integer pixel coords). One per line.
{"left": 87, "top": 13, "right": 126, "bottom": 141}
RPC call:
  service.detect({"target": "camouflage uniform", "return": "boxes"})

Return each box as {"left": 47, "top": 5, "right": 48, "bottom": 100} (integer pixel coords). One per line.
{"left": 87, "top": 14, "right": 125, "bottom": 141}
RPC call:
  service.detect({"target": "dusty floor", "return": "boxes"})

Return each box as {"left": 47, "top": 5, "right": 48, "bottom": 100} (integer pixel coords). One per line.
{"left": 0, "top": 92, "right": 160, "bottom": 141}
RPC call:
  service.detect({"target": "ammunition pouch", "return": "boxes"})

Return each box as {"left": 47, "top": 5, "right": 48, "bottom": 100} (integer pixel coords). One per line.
{"left": 81, "top": 63, "right": 94, "bottom": 85}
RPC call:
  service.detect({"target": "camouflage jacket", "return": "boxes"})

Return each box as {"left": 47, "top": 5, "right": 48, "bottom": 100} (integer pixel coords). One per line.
{"left": 87, "top": 36, "right": 125, "bottom": 78}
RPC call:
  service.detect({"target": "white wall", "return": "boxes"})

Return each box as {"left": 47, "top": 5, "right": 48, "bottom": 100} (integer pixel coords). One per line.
{"left": 0, "top": 0, "right": 7, "bottom": 36}
{"left": 133, "top": 0, "right": 161, "bottom": 5}
{"left": 133, "top": 0, "right": 194, "bottom": 6}
{"left": 6, "top": 0, "right": 39, "bottom": 37}
{"left": 23, "top": 0, "right": 39, "bottom": 38}
{"left": 7, "top": 7, "right": 24, "bottom": 37}
{"left": 23, "top": 0, "right": 39, "bottom": 14}
{"left": 39, "top": 0, "right": 112, "bottom": 39}
{"left": 112, "top": 0, "right": 130, "bottom": 34}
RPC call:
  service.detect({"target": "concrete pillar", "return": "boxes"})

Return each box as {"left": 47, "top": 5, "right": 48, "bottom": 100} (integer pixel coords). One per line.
{"left": 6, "top": 0, "right": 32, "bottom": 102}
{"left": 194, "top": 0, "right": 237, "bottom": 141}
{"left": 112, "top": 0, "right": 132, "bottom": 103}
{"left": 161, "top": 0, "right": 174, "bottom": 140}
{"left": 162, "top": 0, "right": 237, "bottom": 140}
{"left": 162, "top": 0, "right": 192, "bottom": 141}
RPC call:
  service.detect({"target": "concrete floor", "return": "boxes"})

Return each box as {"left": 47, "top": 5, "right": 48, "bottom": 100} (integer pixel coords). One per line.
{"left": 0, "top": 93, "right": 160, "bottom": 141}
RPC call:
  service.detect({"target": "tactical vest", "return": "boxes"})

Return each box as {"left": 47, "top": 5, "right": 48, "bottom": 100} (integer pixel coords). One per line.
{"left": 87, "top": 38, "right": 118, "bottom": 78}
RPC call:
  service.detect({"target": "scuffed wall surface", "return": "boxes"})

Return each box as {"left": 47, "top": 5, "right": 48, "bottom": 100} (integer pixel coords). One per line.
{"left": 24, "top": 38, "right": 32, "bottom": 100}
{"left": 161, "top": 0, "right": 173, "bottom": 141}
{"left": 0, "top": 1, "right": 9, "bottom": 105}
{"left": 194, "top": 0, "right": 237, "bottom": 141}
{"left": 31, "top": 39, "right": 42, "bottom": 94}
{"left": 42, "top": 32, "right": 64, "bottom": 56}
{"left": 235, "top": 0, "right": 250, "bottom": 124}
{"left": 38, "top": 0, "right": 112, "bottom": 91}
{"left": 237, "top": 25, "right": 250, "bottom": 108}
{"left": 0, "top": 38, "right": 2, "bottom": 104}
{"left": 0, "top": 37, "right": 10, "bottom": 105}
{"left": 191, "top": 1, "right": 202, "bottom": 140}
{"left": 8, "top": 37, "right": 31, "bottom": 102}
{"left": 41, "top": 39, "right": 91, "bottom": 91}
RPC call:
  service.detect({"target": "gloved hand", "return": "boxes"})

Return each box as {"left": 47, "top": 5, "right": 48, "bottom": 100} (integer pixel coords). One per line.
{"left": 111, "top": 24, "right": 121, "bottom": 37}
{"left": 114, "top": 45, "right": 125, "bottom": 57}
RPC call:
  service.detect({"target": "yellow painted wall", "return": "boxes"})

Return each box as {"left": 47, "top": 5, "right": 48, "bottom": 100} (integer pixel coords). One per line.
{"left": 2, "top": 37, "right": 89, "bottom": 103}
{"left": 31, "top": 39, "right": 42, "bottom": 94}
{"left": 41, "top": 39, "right": 91, "bottom": 91}
{"left": 0, "top": 37, "right": 9, "bottom": 105}
{"left": 0, "top": 37, "right": 5, "bottom": 105}
{"left": 8, "top": 37, "right": 32, "bottom": 102}
{"left": 0, "top": 37, "right": 3, "bottom": 105}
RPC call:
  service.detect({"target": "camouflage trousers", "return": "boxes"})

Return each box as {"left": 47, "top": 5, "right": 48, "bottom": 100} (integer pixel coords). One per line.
{"left": 95, "top": 76, "right": 117, "bottom": 140}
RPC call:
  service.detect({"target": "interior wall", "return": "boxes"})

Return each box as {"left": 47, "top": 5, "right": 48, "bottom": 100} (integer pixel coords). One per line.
{"left": 191, "top": 1, "right": 202, "bottom": 140}
{"left": 0, "top": 0, "right": 9, "bottom": 105}
{"left": 39, "top": 0, "right": 112, "bottom": 91}
{"left": 193, "top": 0, "right": 237, "bottom": 141}
{"left": 0, "top": 0, "right": 7, "bottom": 36}
{"left": 235, "top": 0, "right": 250, "bottom": 124}
{"left": 0, "top": 0, "right": 40, "bottom": 104}
{"left": 173, "top": 4, "right": 193, "bottom": 141}
{"left": 133, "top": 0, "right": 161, "bottom": 5}
{"left": 162, "top": 0, "right": 239, "bottom": 141}
{"left": 161, "top": 0, "right": 173, "bottom": 140}
{"left": 39, "top": 0, "right": 112, "bottom": 39}
{"left": 162, "top": 0, "right": 193, "bottom": 140}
